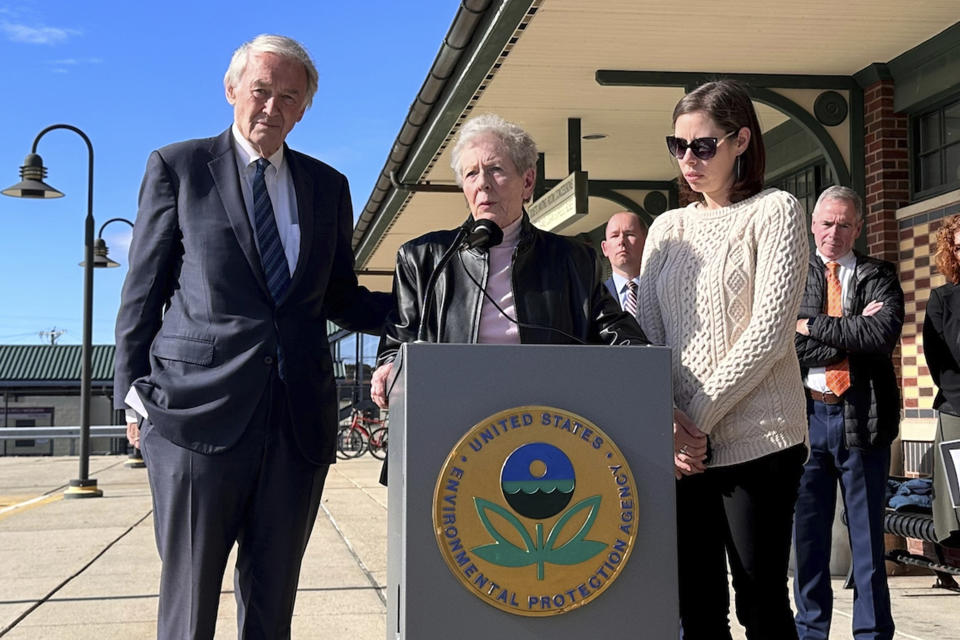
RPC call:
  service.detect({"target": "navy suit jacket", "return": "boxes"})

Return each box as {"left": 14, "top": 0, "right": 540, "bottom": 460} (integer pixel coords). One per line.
{"left": 604, "top": 277, "right": 618, "bottom": 304}
{"left": 114, "top": 128, "right": 389, "bottom": 464}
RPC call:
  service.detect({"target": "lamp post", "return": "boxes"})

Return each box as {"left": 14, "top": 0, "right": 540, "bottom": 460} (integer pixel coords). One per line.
{"left": 2, "top": 124, "right": 103, "bottom": 498}
{"left": 79, "top": 217, "right": 134, "bottom": 269}
{"left": 79, "top": 217, "right": 145, "bottom": 469}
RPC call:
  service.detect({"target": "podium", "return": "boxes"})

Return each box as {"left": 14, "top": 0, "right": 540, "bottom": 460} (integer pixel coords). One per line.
{"left": 385, "top": 343, "right": 677, "bottom": 639}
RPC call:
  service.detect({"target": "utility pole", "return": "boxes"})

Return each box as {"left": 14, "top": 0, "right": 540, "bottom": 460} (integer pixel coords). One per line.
{"left": 39, "top": 328, "right": 66, "bottom": 345}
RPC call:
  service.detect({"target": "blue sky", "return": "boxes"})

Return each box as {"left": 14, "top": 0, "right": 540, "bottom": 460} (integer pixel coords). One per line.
{"left": 0, "top": 0, "right": 457, "bottom": 344}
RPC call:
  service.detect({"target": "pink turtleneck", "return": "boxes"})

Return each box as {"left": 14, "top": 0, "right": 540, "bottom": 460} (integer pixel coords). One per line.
{"left": 476, "top": 215, "right": 523, "bottom": 344}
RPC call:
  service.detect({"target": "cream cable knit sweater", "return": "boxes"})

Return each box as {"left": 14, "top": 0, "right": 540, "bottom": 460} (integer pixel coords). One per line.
{"left": 638, "top": 188, "right": 808, "bottom": 467}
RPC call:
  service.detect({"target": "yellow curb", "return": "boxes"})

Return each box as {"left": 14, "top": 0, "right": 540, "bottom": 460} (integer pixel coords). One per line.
{"left": 0, "top": 493, "right": 63, "bottom": 520}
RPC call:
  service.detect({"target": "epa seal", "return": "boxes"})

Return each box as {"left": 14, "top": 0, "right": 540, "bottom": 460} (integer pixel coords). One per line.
{"left": 432, "top": 405, "right": 638, "bottom": 616}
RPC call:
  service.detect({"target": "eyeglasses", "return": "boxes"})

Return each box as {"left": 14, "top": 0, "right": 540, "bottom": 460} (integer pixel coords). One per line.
{"left": 665, "top": 130, "right": 739, "bottom": 160}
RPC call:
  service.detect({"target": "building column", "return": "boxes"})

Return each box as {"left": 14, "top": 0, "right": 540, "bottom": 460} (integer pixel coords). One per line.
{"left": 863, "top": 79, "right": 908, "bottom": 261}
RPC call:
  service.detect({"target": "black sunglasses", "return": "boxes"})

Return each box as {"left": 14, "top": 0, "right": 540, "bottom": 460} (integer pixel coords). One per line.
{"left": 665, "top": 130, "right": 739, "bottom": 160}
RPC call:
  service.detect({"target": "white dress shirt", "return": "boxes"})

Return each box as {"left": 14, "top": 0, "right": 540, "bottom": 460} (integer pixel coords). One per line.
{"left": 125, "top": 128, "right": 303, "bottom": 423}
{"left": 231, "top": 124, "right": 300, "bottom": 275}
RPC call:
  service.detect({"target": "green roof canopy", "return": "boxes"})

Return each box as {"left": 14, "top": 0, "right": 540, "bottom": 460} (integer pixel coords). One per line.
{"left": 0, "top": 345, "right": 115, "bottom": 383}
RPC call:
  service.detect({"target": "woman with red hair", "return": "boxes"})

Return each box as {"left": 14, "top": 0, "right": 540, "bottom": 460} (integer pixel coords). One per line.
{"left": 922, "top": 214, "right": 960, "bottom": 547}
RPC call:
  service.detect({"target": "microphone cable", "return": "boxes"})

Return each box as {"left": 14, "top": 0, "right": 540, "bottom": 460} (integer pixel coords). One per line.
{"left": 455, "top": 250, "right": 587, "bottom": 345}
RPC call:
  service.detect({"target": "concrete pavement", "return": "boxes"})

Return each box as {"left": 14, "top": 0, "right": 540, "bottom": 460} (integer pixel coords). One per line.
{"left": 0, "top": 455, "right": 957, "bottom": 639}
{"left": 0, "top": 456, "right": 387, "bottom": 639}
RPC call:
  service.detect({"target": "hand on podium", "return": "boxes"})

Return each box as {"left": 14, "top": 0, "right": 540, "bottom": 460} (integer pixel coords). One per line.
{"left": 673, "top": 408, "right": 707, "bottom": 479}
{"left": 371, "top": 362, "right": 393, "bottom": 409}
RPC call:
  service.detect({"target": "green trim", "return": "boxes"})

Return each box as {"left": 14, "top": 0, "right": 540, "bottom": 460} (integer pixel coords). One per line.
{"left": 593, "top": 70, "right": 860, "bottom": 196}
{"left": 900, "top": 82, "right": 960, "bottom": 118}
{"left": 853, "top": 62, "right": 892, "bottom": 88}
{"left": 589, "top": 186, "right": 653, "bottom": 226}
{"left": 849, "top": 84, "right": 866, "bottom": 204}
{"left": 888, "top": 22, "right": 960, "bottom": 77}
{"left": 764, "top": 119, "right": 821, "bottom": 181}
{"left": 766, "top": 151, "right": 825, "bottom": 187}
{"left": 887, "top": 21, "right": 960, "bottom": 113}
{"left": 355, "top": 0, "right": 536, "bottom": 266}
{"left": 568, "top": 118, "right": 582, "bottom": 173}
{"left": 595, "top": 70, "right": 857, "bottom": 91}
{"left": 534, "top": 153, "right": 546, "bottom": 200}
{"left": 908, "top": 109, "right": 917, "bottom": 199}
{"left": 749, "top": 87, "right": 852, "bottom": 188}
{"left": 543, "top": 179, "right": 674, "bottom": 191}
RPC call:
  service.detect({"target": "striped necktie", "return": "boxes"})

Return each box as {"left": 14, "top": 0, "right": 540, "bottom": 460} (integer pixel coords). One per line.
{"left": 252, "top": 158, "right": 291, "bottom": 303}
{"left": 624, "top": 280, "right": 639, "bottom": 318}
{"left": 824, "top": 261, "right": 851, "bottom": 396}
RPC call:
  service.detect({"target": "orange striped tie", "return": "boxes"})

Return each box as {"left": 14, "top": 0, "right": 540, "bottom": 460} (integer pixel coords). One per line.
{"left": 824, "top": 261, "right": 851, "bottom": 396}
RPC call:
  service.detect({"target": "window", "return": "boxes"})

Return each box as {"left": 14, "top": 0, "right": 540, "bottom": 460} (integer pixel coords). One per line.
{"left": 771, "top": 161, "right": 836, "bottom": 253}
{"left": 913, "top": 97, "right": 960, "bottom": 198}
{"left": 775, "top": 164, "right": 818, "bottom": 216}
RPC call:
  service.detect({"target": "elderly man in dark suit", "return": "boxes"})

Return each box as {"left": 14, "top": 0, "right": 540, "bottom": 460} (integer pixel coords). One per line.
{"left": 114, "top": 34, "right": 390, "bottom": 639}
{"left": 793, "top": 186, "right": 904, "bottom": 640}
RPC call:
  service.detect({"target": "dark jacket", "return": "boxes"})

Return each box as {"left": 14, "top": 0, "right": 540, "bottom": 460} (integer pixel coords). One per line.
{"left": 114, "top": 129, "right": 390, "bottom": 464}
{"left": 377, "top": 213, "right": 647, "bottom": 363}
{"left": 923, "top": 282, "right": 960, "bottom": 414}
{"left": 795, "top": 251, "right": 904, "bottom": 448}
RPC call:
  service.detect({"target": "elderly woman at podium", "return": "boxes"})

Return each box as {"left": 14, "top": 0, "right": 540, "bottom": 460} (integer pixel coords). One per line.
{"left": 370, "top": 113, "right": 647, "bottom": 409}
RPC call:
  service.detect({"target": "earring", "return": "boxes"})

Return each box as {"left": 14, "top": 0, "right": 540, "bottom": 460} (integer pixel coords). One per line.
{"left": 735, "top": 155, "right": 743, "bottom": 182}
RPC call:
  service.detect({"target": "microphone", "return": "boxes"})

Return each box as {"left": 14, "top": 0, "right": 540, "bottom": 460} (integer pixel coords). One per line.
{"left": 416, "top": 219, "right": 502, "bottom": 341}
{"left": 460, "top": 218, "right": 503, "bottom": 251}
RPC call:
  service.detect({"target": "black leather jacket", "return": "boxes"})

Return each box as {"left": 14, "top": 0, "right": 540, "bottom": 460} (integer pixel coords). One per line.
{"left": 795, "top": 251, "right": 904, "bottom": 448}
{"left": 377, "top": 214, "right": 647, "bottom": 364}
{"left": 924, "top": 282, "right": 960, "bottom": 414}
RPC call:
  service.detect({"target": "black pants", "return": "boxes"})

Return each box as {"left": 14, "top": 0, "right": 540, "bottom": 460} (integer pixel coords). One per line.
{"left": 677, "top": 444, "right": 806, "bottom": 640}
{"left": 141, "top": 376, "right": 329, "bottom": 640}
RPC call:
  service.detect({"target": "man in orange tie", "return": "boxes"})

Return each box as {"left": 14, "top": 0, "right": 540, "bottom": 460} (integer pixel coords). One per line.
{"left": 793, "top": 186, "right": 904, "bottom": 640}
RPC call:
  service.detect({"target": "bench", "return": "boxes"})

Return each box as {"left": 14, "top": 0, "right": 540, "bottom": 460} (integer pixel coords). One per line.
{"left": 839, "top": 507, "right": 960, "bottom": 592}
{"left": 883, "top": 510, "right": 960, "bottom": 591}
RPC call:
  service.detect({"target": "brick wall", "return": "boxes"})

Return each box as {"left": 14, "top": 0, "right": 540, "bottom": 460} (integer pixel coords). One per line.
{"left": 863, "top": 80, "right": 908, "bottom": 262}
{"left": 900, "top": 200, "right": 960, "bottom": 421}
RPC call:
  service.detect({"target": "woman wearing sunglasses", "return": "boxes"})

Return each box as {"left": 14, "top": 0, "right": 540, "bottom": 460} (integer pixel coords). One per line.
{"left": 637, "top": 80, "right": 809, "bottom": 639}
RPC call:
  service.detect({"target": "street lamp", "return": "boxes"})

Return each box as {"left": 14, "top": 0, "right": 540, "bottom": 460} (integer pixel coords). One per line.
{"left": 2, "top": 124, "right": 103, "bottom": 499}
{"left": 79, "top": 217, "right": 134, "bottom": 269}
{"left": 78, "top": 216, "right": 145, "bottom": 470}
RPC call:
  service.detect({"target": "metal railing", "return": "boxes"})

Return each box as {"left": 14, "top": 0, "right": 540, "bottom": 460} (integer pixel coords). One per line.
{"left": 0, "top": 425, "right": 126, "bottom": 440}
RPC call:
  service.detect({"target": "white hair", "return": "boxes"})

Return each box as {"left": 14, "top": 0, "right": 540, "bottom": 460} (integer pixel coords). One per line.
{"left": 224, "top": 34, "right": 318, "bottom": 110}
{"left": 815, "top": 185, "right": 863, "bottom": 220}
{"left": 450, "top": 114, "right": 538, "bottom": 186}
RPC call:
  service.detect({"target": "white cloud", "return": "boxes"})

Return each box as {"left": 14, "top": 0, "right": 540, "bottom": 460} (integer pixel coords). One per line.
{"left": 48, "top": 57, "right": 103, "bottom": 65}
{"left": 103, "top": 228, "right": 133, "bottom": 260}
{"left": 1, "top": 21, "right": 80, "bottom": 44}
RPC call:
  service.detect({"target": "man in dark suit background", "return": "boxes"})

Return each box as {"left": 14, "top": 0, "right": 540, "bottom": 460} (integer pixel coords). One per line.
{"left": 114, "top": 34, "right": 390, "bottom": 639}
{"left": 600, "top": 210, "right": 646, "bottom": 318}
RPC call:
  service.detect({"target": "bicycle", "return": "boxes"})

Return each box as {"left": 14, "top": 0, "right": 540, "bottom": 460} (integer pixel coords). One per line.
{"left": 336, "top": 407, "right": 388, "bottom": 460}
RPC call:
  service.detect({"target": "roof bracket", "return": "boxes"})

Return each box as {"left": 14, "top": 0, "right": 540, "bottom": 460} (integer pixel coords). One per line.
{"left": 389, "top": 170, "right": 462, "bottom": 193}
